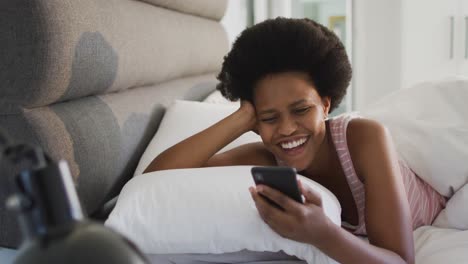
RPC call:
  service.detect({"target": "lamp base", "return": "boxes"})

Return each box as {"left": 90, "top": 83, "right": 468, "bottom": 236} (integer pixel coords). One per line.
{"left": 14, "top": 220, "right": 148, "bottom": 264}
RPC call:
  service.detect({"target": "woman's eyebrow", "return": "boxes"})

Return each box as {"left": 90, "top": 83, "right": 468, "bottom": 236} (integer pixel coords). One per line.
{"left": 258, "top": 99, "right": 309, "bottom": 115}
{"left": 258, "top": 109, "right": 276, "bottom": 115}
{"left": 290, "top": 99, "right": 307, "bottom": 107}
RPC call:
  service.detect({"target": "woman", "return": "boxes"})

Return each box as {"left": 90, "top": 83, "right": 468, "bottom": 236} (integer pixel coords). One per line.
{"left": 144, "top": 18, "right": 445, "bottom": 264}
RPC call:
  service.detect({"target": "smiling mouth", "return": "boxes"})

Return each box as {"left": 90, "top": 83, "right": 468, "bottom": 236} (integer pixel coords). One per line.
{"left": 278, "top": 136, "right": 309, "bottom": 154}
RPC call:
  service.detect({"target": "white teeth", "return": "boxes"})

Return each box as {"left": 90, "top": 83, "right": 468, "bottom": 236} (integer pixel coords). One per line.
{"left": 281, "top": 137, "right": 307, "bottom": 149}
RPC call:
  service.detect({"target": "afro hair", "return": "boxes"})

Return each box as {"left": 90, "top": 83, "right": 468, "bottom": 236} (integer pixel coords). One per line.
{"left": 216, "top": 17, "right": 352, "bottom": 112}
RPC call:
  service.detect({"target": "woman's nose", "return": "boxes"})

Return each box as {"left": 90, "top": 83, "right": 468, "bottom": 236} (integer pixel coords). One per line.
{"left": 277, "top": 117, "right": 297, "bottom": 136}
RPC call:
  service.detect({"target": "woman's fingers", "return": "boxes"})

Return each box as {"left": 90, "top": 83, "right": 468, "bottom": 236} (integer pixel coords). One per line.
{"left": 249, "top": 186, "right": 283, "bottom": 224}
{"left": 299, "top": 181, "right": 323, "bottom": 207}
{"left": 254, "top": 185, "right": 302, "bottom": 214}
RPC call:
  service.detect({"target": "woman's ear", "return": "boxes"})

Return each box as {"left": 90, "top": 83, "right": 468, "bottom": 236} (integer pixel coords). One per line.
{"left": 321, "top": 96, "right": 331, "bottom": 117}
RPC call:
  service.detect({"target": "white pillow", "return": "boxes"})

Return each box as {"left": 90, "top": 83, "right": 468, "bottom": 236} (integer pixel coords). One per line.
{"left": 134, "top": 100, "right": 261, "bottom": 175}
{"left": 413, "top": 226, "right": 468, "bottom": 264}
{"left": 105, "top": 166, "right": 341, "bottom": 264}
{"left": 433, "top": 183, "right": 468, "bottom": 230}
{"left": 203, "top": 90, "right": 240, "bottom": 106}
{"left": 360, "top": 77, "right": 468, "bottom": 198}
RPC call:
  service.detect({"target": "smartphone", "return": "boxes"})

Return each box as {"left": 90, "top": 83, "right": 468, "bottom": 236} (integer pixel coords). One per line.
{"left": 251, "top": 166, "right": 303, "bottom": 209}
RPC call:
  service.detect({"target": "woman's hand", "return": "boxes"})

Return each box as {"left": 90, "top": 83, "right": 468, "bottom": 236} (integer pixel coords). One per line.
{"left": 249, "top": 180, "right": 334, "bottom": 245}
{"left": 236, "top": 100, "right": 258, "bottom": 134}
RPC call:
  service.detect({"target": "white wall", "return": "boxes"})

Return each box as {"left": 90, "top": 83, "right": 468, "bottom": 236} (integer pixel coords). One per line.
{"left": 352, "top": 0, "right": 402, "bottom": 110}
{"left": 221, "top": 0, "right": 249, "bottom": 46}
{"left": 269, "top": 0, "right": 292, "bottom": 18}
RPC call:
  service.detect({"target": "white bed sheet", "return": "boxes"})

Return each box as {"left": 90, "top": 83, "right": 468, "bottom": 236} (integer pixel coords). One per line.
{"left": 146, "top": 250, "right": 305, "bottom": 264}
{"left": 2, "top": 226, "right": 466, "bottom": 263}
{"left": 414, "top": 226, "right": 468, "bottom": 264}
{"left": 145, "top": 227, "right": 468, "bottom": 264}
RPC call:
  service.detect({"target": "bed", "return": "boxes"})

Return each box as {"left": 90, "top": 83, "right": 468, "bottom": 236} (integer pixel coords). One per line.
{"left": 1, "top": 0, "right": 467, "bottom": 263}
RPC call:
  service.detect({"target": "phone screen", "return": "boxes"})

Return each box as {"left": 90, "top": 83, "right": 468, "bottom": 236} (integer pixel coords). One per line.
{"left": 251, "top": 166, "right": 303, "bottom": 209}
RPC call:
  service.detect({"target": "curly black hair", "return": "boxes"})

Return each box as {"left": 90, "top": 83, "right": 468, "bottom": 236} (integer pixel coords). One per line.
{"left": 216, "top": 17, "right": 352, "bottom": 113}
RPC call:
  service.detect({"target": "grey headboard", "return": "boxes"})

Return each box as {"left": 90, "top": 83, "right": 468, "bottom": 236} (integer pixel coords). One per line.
{"left": 0, "top": 0, "right": 229, "bottom": 248}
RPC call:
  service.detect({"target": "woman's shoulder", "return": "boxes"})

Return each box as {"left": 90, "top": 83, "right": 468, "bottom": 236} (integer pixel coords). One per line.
{"left": 347, "top": 116, "right": 387, "bottom": 136}
{"left": 343, "top": 116, "right": 393, "bottom": 179}
{"left": 346, "top": 116, "right": 389, "bottom": 144}
{"left": 328, "top": 113, "right": 388, "bottom": 141}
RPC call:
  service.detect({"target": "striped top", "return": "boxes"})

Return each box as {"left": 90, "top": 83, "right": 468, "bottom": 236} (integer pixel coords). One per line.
{"left": 329, "top": 114, "right": 447, "bottom": 235}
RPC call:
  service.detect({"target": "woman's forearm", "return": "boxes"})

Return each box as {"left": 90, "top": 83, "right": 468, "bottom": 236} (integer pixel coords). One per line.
{"left": 143, "top": 109, "right": 253, "bottom": 173}
{"left": 316, "top": 224, "right": 411, "bottom": 264}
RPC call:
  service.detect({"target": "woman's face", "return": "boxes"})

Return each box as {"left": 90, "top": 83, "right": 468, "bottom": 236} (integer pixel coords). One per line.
{"left": 253, "top": 72, "right": 330, "bottom": 171}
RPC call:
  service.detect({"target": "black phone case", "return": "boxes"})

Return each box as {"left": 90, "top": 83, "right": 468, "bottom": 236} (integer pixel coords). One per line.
{"left": 251, "top": 166, "right": 303, "bottom": 206}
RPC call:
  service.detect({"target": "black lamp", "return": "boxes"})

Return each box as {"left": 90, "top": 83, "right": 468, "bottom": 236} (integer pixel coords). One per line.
{"left": 0, "top": 130, "right": 149, "bottom": 264}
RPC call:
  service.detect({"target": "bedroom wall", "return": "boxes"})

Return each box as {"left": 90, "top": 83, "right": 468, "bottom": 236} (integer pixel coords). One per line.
{"left": 221, "top": 0, "right": 249, "bottom": 46}
{"left": 352, "top": 0, "right": 402, "bottom": 110}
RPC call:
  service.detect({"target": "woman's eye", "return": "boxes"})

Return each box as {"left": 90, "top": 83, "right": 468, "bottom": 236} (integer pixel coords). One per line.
{"left": 260, "top": 117, "right": 277, "bottom": 123}
{"left": 294, "top": 107, "right": 310, "bottom": 114}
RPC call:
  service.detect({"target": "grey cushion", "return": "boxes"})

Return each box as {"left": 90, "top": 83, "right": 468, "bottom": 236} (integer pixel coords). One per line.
{"left": 139, "top": 0, "right": 228, "bottom": 21}
{"left": 0, "top": 0, "right": 228, "bottom": 111}
{"left": 0, "top": 74, "right": 218, "bottom": 248}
